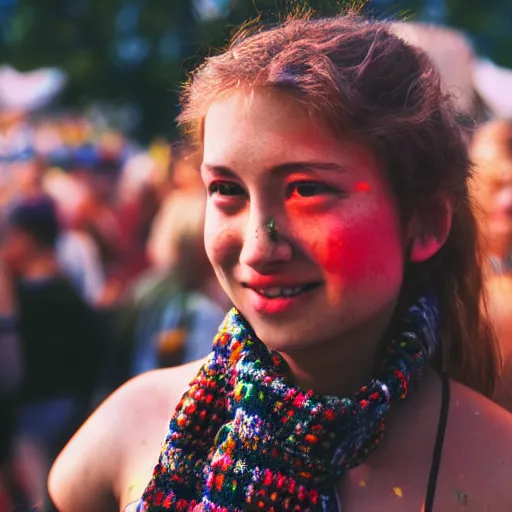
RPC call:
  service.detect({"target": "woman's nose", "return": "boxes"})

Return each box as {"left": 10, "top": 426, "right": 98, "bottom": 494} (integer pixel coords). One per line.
{"left": 239, "top": 215, "right": 293, "bottom": 270}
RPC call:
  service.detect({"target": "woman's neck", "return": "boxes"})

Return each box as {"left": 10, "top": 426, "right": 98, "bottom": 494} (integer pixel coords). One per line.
{"left": 279, "top": 304, "right": 396, "bottom": 396}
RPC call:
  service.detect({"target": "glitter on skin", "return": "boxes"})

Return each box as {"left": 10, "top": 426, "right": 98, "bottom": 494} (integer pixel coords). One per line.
{"left": 393, "top": 487, "right": 404, "bottom": 498}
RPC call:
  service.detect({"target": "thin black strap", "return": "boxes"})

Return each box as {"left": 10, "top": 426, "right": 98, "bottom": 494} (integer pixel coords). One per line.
{"left": 424, "top": 373, "right": 450, "bottom": 512}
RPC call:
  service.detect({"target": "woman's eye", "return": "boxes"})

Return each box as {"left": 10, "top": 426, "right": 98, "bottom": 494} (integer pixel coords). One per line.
{"left": 287, "top": 182, "right": 334, "bottom": 198}
{"left": 208, "top": 182, "right": 244, "bottom": 196}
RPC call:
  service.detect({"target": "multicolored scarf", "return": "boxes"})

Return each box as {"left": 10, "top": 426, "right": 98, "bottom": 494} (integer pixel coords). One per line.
{"left": 138, "top": 293, "right": 440, "bottom": 512}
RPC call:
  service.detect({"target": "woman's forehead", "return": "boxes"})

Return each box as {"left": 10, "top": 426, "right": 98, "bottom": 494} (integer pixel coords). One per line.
{"left": 204, "top": 90, "right": 309, "bottom": 138}
{"left": 202, "top": 90, "right": 379, "bottom": 175}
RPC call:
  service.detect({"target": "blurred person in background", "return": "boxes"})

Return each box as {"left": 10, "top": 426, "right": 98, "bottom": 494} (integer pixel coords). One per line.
{"left": 68, "top": 143, "right": 155, "bottom": 307}
{"left": 470, "top": 119, "right": 512, "bottom": 411}
{"left": 1, "top": 196, "right": 103, "bottom": 510}
{"left": 470, "top": 120, "right": 512, "bottom": 273}
{"left": 0, "top": 136, "right": 106, "bottom": 305}
{"left": 70, "top": 151, "right": 125, "bottom": 281}
{"left": 111, "top": 152, "right": 162, "bottom": 305}
{"left": 16, "top": 153, "right": 106, "bottom": 304}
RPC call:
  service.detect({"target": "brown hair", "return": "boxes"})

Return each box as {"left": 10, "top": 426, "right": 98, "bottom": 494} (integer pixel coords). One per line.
{"left": 178, "top": 13, "right": 498, "bottom": 396}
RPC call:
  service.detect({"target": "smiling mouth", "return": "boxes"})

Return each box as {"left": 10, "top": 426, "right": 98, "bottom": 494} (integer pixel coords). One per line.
{"left": 249, "top": 283, "right": 320, "bottom": 299}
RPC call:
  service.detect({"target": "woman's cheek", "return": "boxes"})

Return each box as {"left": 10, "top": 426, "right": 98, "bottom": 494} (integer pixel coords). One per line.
{"left": 322, "top": 231, "right": 368, "bottom": 277}
{"left": 311, "top": 211, "right": 403, "bottom": 301}
{"left": 313, "top": 227, "right": 374, "bottom": 287}
{"left": 204, "top": 217, "right": 240, "bottom": 270}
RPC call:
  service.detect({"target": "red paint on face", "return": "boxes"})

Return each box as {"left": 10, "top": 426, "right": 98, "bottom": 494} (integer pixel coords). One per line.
{"left": 323, "top": 233, "right": 344, "bottom": 274}
{"left": 355, "top": 181, "right": 371, "bottom": 192}
{"left": 318, "top": 228, "right": 379, "bottom": 280}
{"left": 309, "top": 218, "right": 400, "bottom": 308}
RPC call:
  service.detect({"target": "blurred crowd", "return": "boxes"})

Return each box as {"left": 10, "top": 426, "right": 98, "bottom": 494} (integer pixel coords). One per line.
{"left": 0, "top": 18, "right": 512, "bottom": 512}
{"left": 0, "top": 108, "right": 230, "bottom": 511}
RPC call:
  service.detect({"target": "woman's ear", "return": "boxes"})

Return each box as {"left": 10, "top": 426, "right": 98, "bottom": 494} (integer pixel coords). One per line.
{"left": 408, "top": 198, "right": 453, "bottom": 263}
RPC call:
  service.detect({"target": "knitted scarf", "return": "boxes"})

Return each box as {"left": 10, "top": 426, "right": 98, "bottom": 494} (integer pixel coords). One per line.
{"left": 138, "top": 293, "right": 440, "bottom": 512}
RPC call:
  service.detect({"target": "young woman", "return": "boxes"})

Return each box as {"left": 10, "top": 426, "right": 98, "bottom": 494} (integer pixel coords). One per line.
{"left": 49, "top": 13, "right": 512, "bottom": 512}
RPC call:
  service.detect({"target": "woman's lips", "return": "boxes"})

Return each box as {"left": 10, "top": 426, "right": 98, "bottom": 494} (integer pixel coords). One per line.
{"left": 249, "top": 283, "right": 320, "bottom": 298}
{"left": 244, "top": 283, "right": 321, "bottom": 314}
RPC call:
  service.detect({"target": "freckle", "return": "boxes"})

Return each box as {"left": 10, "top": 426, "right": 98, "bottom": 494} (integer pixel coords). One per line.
{"left": 355, "top": 181, "right": 370, "bottom": 192}
{"left": 358, "top": 479, "right": 366, "bottom": 487}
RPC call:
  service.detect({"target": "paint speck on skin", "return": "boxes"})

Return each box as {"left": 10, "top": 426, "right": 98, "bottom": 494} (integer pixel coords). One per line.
{"left": 456, "top": 491, "right": 468, "bottom": 506}
{"left": 358, "top": 480, "right": 366, "bottom": 487}
{"left": 393, "top": 487, "right": 403, "bottom": 498}
{"left": 355, "top": 181, "right": 371, "bottom": 192}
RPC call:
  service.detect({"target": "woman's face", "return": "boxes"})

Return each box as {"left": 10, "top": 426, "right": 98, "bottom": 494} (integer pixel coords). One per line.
{"left": 202, "top": 90, "right": 405, "bottom": 352}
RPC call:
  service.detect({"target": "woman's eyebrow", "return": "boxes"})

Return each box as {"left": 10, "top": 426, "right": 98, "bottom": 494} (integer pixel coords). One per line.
{"left": 270, "top": 161, "right": 349, "bottom": 175}
{"left": 200, "top": 164, "right": 237, "bottom": 178}
{"left": 201, "top": 161, "right": 349, "bottom": 176}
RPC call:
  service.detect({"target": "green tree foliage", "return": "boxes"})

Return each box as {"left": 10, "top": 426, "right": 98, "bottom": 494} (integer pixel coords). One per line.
{"left": 445, "top": 0, "right": 512, "bottom": 67}
{"left": 1, "top": 0, "right": 199, "bottom": 140}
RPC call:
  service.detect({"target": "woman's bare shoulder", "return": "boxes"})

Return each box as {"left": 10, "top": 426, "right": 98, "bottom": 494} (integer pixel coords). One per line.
{"left": 439, "top": 380, "right": 512, "bottom": 508}
{"left": 448, "top": 380, "right": 512, "bottom": 442}
{"left": 48, "top": 360, "right": 203, "bottom": 512}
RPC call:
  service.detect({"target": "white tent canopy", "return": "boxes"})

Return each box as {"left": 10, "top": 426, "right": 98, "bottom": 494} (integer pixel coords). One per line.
{"left": 473, "top": 59, "right": 512, "bottom": 119}
{"left": 391, "top": 21, "right": 512, "bottom": 119}
{"left": 0, "top": 65, "right": 67, "bottom": 113}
